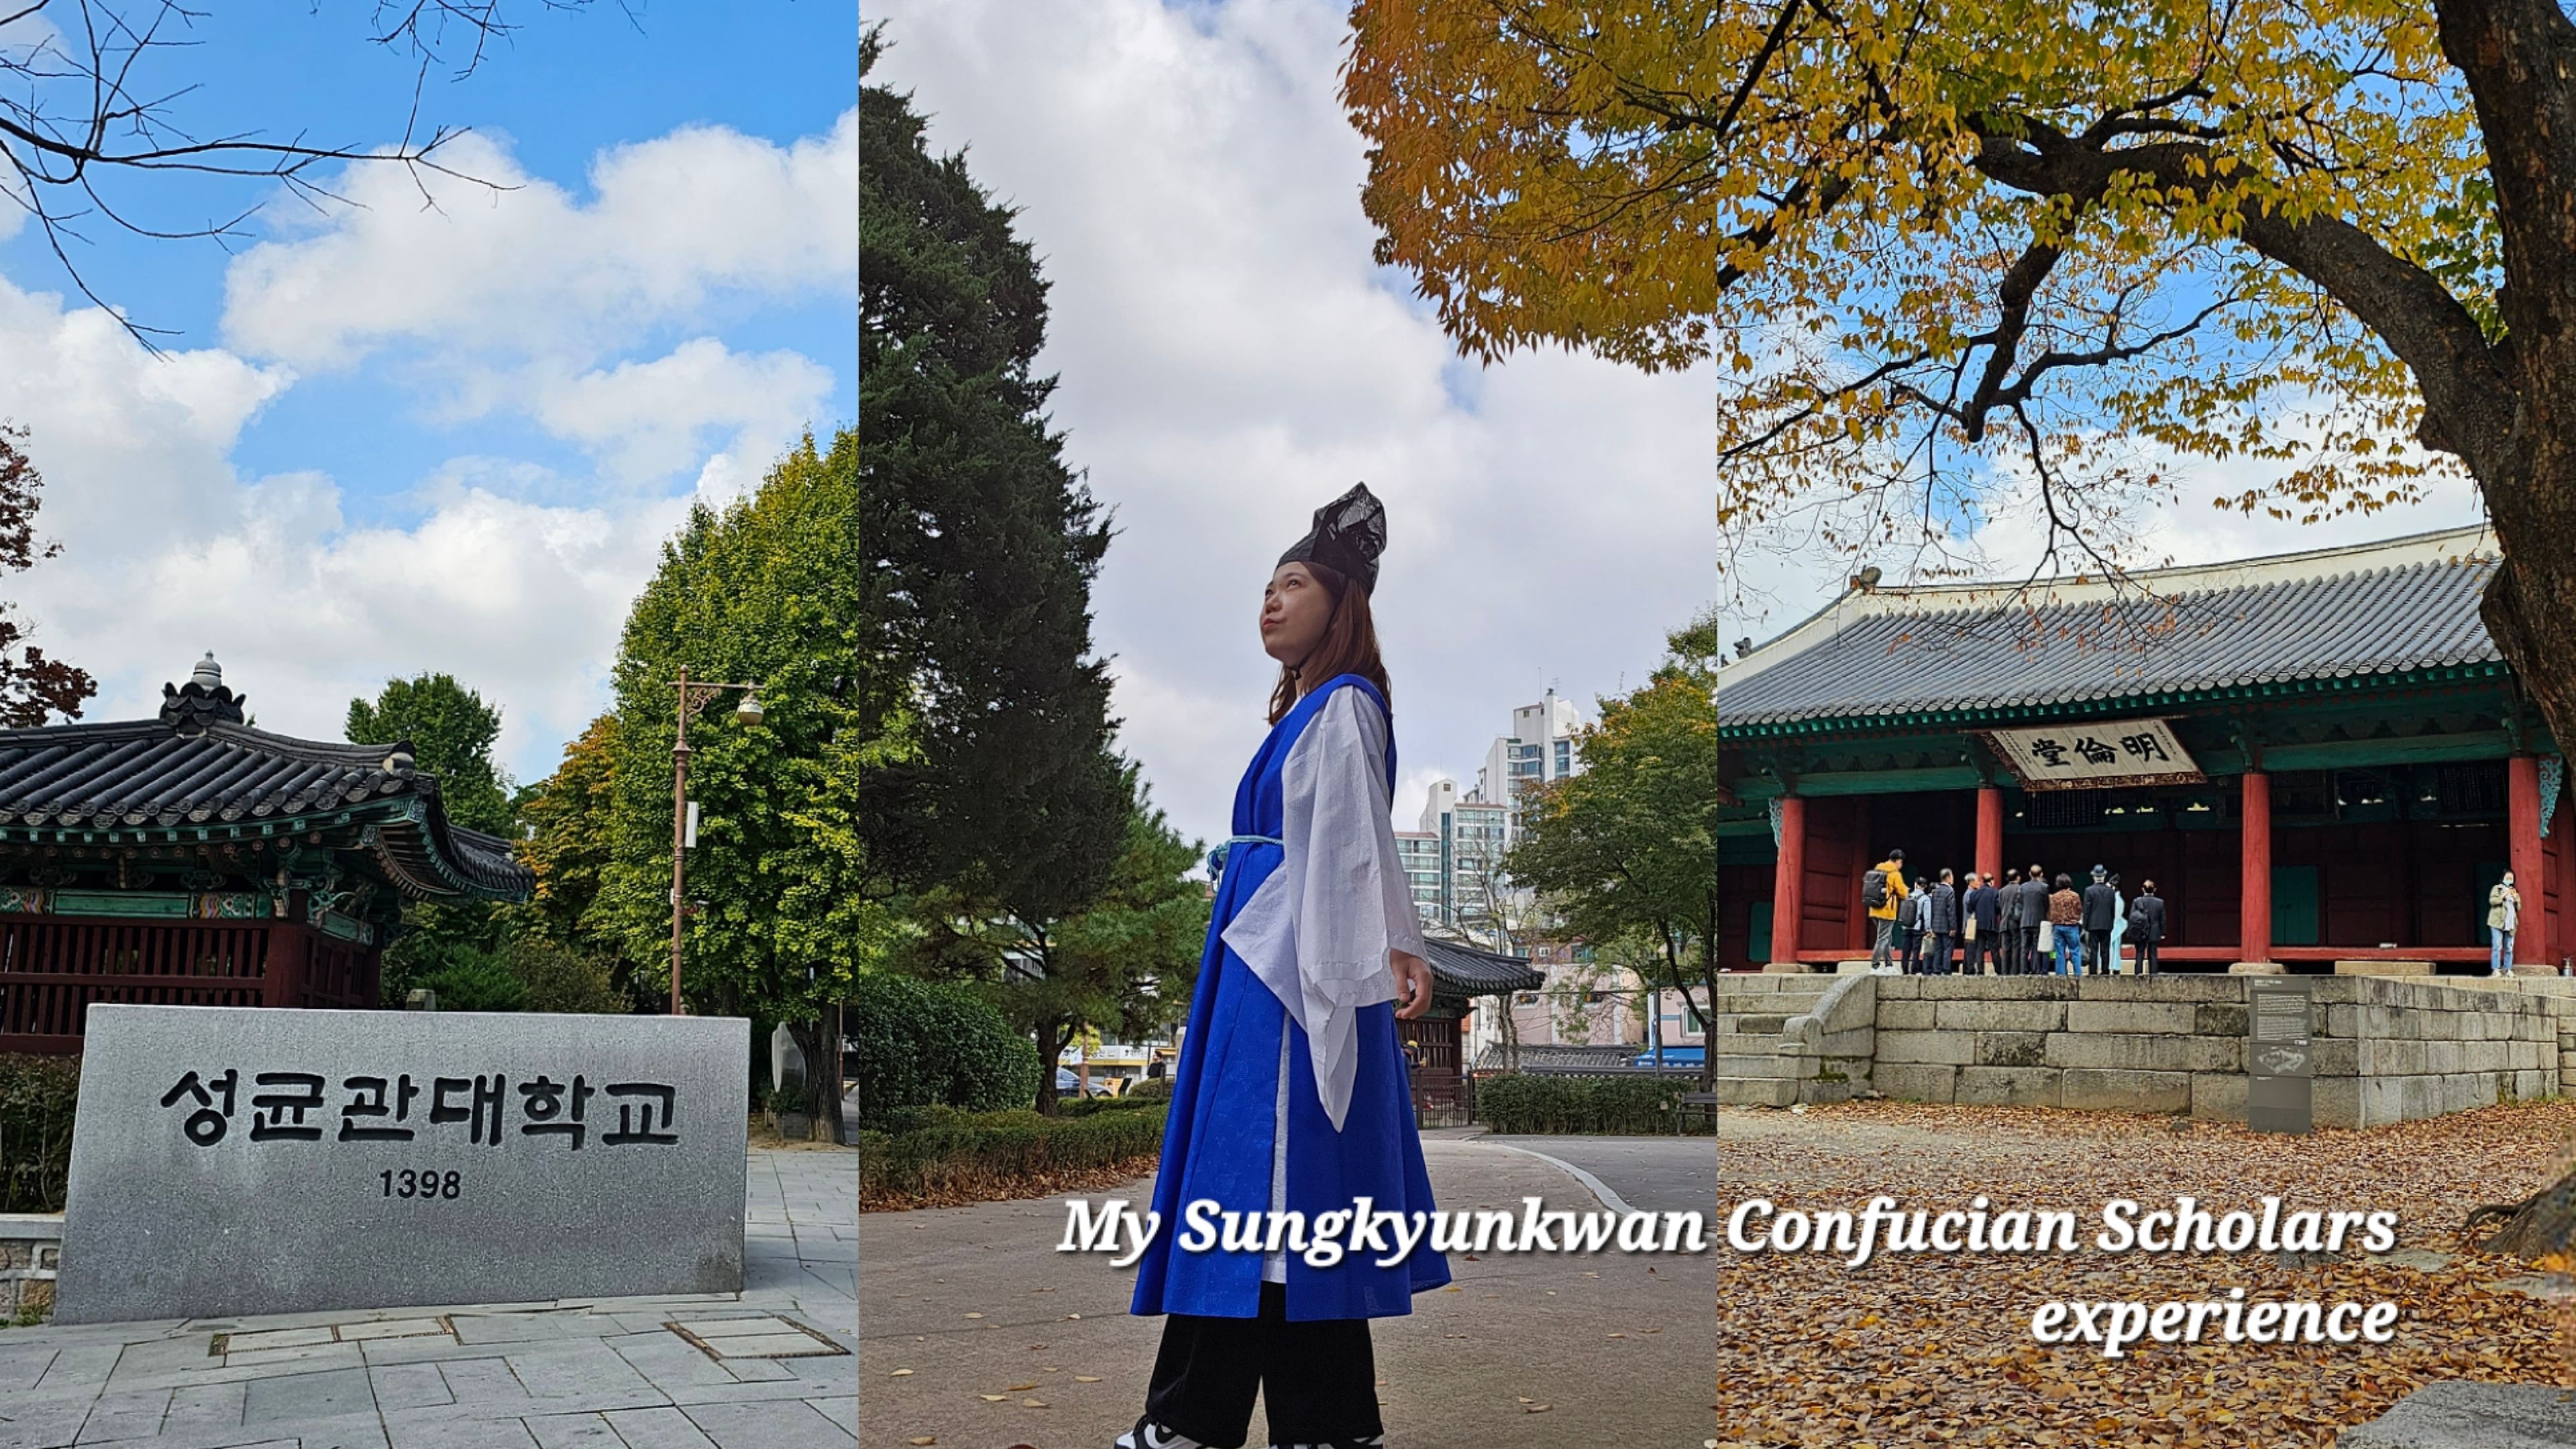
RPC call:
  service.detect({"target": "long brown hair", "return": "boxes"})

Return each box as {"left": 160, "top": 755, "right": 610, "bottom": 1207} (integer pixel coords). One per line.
{"left": 1267, "top": 561, "right": 1391, "bottom": 724}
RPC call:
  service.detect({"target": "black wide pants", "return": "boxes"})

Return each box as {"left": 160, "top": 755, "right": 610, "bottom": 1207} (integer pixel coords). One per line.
{"left": 1144, "top": 1281, "right": 1381, "bottom": 1448}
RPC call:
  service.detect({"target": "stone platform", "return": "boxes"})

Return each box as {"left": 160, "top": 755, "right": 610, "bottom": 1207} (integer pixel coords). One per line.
{"left": 1707, "top": 972, "right": 2573, "bottom": 1127}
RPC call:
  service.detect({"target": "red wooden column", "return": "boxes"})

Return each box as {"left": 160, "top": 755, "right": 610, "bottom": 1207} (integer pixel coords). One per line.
{"left": 2239, "top": 771, "right": 2272, "bottom": 965}
{"left": 1770, "top": 794, "right": 1807, "bottom": 968}
{"left": 1975, "top": 786, "right": 2004, "bottom": 885}
{"left": 2508, "top": 753, "right": 2545, "bottom": 966}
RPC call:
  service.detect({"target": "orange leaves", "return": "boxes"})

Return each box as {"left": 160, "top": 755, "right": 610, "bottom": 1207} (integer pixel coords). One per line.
{"left": 1711, "top": 1097, "right": 2576, "bottom": 1446}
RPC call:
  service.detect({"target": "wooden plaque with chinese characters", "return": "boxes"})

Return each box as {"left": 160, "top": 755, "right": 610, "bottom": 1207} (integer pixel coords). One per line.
{"left": 1978, "top": 718, "right": 2206, "bottom": 792}
{"left": 54, "top": 1006, "right": 747, "bottom": 1323}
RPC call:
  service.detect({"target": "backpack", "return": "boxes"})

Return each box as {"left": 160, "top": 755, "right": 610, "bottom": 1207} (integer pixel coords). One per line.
{"left": 1862, "top": 868, "right": 1889, "bottom": 910}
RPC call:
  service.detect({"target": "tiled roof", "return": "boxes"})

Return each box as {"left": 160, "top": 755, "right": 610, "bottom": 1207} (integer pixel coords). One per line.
{"left": 1715, "top": 527, "right": 2503, "bottom": 732}
{"left": 1420, "top": 936, "right": 1544, "bottom": 996}
{"left": 0, "top": 674, "right": 531, "bottom": 901}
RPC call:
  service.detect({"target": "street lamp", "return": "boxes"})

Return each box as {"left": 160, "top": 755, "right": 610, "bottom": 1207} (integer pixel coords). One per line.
{"left": 668, "top": 665, "right": 763, "bottom": 1016}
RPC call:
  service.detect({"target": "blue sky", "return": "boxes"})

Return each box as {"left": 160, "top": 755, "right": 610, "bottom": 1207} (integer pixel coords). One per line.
{"left": 0, "top": 1, "right": 855, "bottom": 788}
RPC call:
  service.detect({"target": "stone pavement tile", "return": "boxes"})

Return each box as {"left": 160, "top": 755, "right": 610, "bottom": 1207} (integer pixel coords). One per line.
{"left": 0, "top": 1400, "right": 90, "bottom": 1449}
{"left": 680, "top": 1401, "right": 854, "bottom": 1449}
{"left": 69, "top": 1389, "right": 169, "bottom": 1444}
{"left": 447, "top": 1317, "right": 600, "bottom": 1347}
{"left": 604, "top": 1337, "right": 731, "bottom": 1393}
{"left": 238, "top": 1368, "right": 374, "bottom": 1427}
{"left": 386, "top": 1419, "right": 539, "bottom": 1449}
{"left": 661, "top": 1319, "right": 782, "bottom": 1340}
{"left": 706, "top": 1336, "right": 832, "bottom": 1361}
{"left": 36, "top": 1346, "right": 122, "bottom": 1397}
{"left": 289, "top": 1420, "right": 390, "bottom": 1449}
{"left": 215, "top": 1330, "right": 330, "bottom": 1355}
{"left": 812, "top": 1395, "right": 854, "bottom": 1434}
{"left": 778, "top": 1354, "right": 853, "bottom": 1390}
{"left": 367, "top": 1363, "right": 452, "bottom": 1413}
{"left": 714, "top": 1360, "right": 794, "bottom": 1384}
{"left": 357, "top": 1336, "right": 523, "bottom": 1369}
{"left": 0, "top": 1344, "right": 56, "bottom": 1394}
{"left": 209, "top": 1346, "right": 363, "bottom": 1378}
{"left": 330, "top": 1320, "right": 445, "bottom": 1344}
{"left": 158, "top": 1382, "right": 245, "bottom": 1435}
{"left": 598, "top": 1409, "right": 715, "bottom": 1449}
{"left": 433, "top": 1357, "right": 530, "bottom": 1406}
{"left": 522, "top": 1415, "right": 624, "bottom": 1449}
{"left": 100, "top": 1336, "right": 221, "bottom": 1389}
{"left": 500, "top": 1343, "right": 656, "bottom": 1401}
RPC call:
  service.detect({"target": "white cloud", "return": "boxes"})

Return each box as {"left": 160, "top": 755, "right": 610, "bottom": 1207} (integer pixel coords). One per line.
{"left": 0, "top": 271, "right": 678, "bottom": 786}
{"left": 533, "top": 338, "right": 835, "bottom": 490}
{"left": 221, "top": 113, "right": 858, "bottom": 372}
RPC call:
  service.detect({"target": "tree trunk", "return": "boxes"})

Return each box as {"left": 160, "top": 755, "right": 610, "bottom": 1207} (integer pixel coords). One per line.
{"left": 798, "top": 1002, "right": 847, "bottom": 1145}
{"left": 1034, "top": 1016, "right": 1071, "bottom": 1116}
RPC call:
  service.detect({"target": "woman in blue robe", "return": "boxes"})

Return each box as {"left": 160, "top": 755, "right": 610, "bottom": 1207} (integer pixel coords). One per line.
{"left": 1121, "top": 484, "right": 1448, "bottom": 1449}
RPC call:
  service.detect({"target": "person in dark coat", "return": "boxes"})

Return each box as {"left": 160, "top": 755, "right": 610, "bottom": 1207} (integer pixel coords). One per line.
{"left": 1921, "top": 869, "right": 1960, "bottom": 976}
{"left": 2127, "top": 880, "right": 2167, "bottom": 975}
{"left": 2080, "top": 865, "right": 2118, "bottom": 975}
{"left": 1996, "top": 865, "right": 2027, "bottom": 973}
{"left": 1962, "top": 872, "right": 2002, "bottom": 975}
{"left": 1896, "top": 886, "right": 1924, "bottom": 973}
{"left": 2018, "top": 865, "right": 2050, "bottom": 975}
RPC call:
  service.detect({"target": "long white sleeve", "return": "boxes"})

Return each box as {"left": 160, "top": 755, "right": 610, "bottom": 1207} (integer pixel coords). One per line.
{"left": 1222, "top": 687, "right": 1416, "bottom": 1130}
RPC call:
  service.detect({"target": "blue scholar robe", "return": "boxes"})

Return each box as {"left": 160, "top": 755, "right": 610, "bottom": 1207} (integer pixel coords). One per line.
{"left": 1129, "top": 674, "right": 1451, "bottom": 1320}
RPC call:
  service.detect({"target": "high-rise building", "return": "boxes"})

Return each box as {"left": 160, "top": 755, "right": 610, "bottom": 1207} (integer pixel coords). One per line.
{"left": 1415, "top": 780, "right": 1509, "bottom": 932}
{"left": 1468, "top": 688, "right": 1585, "bottom": 840}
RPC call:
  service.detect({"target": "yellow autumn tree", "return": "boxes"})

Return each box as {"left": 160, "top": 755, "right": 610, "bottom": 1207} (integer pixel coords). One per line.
{"left": 1348, "top": 0, "right": 2575, "bottom": 1254}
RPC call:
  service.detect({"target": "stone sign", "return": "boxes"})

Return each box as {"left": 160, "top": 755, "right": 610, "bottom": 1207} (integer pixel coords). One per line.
{"left": 54, "top": 1005, "right": 747, "bottom": 1324}
{"left": 2245, "top": 978, "right": 2314, "bottom": 1134}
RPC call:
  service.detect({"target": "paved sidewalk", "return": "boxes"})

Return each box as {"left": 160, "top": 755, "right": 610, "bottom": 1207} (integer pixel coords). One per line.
{"left": 860, "top": 1136, "right": 1716, "bottom": 1448}
{"left": 0, "top": 1146, "right": 857, "bottom": 1449}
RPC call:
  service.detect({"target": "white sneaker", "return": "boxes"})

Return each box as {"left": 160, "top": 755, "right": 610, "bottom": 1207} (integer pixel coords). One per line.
{"left": 1116, "top": 1417, "right": 1212, "bottom": 1449}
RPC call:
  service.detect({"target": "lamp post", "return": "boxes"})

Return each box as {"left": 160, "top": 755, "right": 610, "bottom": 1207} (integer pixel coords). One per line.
{"left": 669, "top": 665, "right": 763, "bottom": 1016}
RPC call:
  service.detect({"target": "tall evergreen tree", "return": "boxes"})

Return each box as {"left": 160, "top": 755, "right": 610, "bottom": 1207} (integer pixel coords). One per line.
{"left": 858, "top": 28, "right": 1128, "bottom": 953}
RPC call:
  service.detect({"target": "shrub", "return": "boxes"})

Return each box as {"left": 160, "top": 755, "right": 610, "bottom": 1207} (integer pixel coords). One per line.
{"left": 0, "top": 1055, "right": 79, "bottom": 1212}
{"left": 1474, "top": 1073, "right": 1707, "bottom": 1135}
{"left": 1128, "top": 1075, "right": 1173, "bottom": 1102}
{"left": 859, "top": 1104, "right": 1165, "bottom": 1202}
{"left": 506, "top": 938, "right": 631, "bottom": 1014}
{"left": 1056, "top": 1093, "right": 1164, "bottom": 1118}
{"left": 849, "top": 972, "right": 1040, "bottom": 1128}
{"left": 419, "top": 948, "right": 528, "bottom": 1013}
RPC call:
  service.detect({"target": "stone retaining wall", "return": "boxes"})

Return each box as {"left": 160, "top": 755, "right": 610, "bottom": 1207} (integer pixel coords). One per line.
{"left": 0, "top": 1214, "right": 58, "bottom": 1321}
{"left": 1767, "top": 975, "right": 2568, "bottom": 1127}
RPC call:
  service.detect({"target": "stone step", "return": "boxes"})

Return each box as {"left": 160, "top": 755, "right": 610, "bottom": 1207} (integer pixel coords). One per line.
{"left": 1712, "top": 1075, "right": 1799, "bottom": 1108}
{"left": 1723, "top": 1014, "right": 1792, "bottom": 1036}
{"left": 1712, "top": 1053, "right": 1800, "bottom": 1078}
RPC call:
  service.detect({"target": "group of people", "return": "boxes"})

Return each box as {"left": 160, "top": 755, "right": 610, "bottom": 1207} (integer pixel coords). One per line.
{"left": 1862, "top": 850, "right": 2167, "bottom": 975}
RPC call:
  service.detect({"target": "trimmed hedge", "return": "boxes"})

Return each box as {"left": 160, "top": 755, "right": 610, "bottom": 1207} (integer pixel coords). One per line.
{"left": 0, "top": 1054, "right": 78, "bottom": 1212}
{"left": 859, "top": 1104, "right": 1167, "bottom": 1201}
{"left": 850, "top": 972, "right": 1042, "bottom": 1128}
{"left": 1475, "top": 1073, "right": 1710, "bottom": 1135}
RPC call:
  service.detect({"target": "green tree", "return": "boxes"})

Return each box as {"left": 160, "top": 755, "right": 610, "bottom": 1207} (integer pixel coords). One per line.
{"left": 513, "top": 713, "right": 622, "bottom": 959}
{"left": 347, "top": 673, "right": 515, "bottom": 836}
{"left": 597, "top": 430, "right": 893, "bottom": 1139}
{"left": 1506, "top": 643, "right": 1727, "bottom": 1087}
{"left": 348, "top": 672, "right": 517, "bottom": 1002}
{"left": 902, "top": 774, "right": 1210, "bottom": 1113}
{"left": 857, "top": 26, "right": 1129, "bottom": 942}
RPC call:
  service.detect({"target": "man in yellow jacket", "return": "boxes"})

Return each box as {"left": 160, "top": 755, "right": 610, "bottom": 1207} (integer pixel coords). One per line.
{"left": 1864, "top": 849, "right": 1908, "bottom": 972}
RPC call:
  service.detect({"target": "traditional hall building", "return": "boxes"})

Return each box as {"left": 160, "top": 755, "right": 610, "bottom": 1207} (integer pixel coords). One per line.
{"left": 0, "top": 656, "right": 533, "bottom": 1051}
{"left": 1714, "top": 526, "right": 2564, "bottom": 973}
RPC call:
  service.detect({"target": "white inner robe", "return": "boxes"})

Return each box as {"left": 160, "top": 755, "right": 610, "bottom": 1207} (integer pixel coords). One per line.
{"left": 1220, "top": 686, "right": 1426, "bottom": 1284}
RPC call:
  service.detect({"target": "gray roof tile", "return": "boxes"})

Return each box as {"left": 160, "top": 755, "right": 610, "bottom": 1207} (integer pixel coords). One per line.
{"left": 1717, "top": 547, "right": 2500, "bottom": 730}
